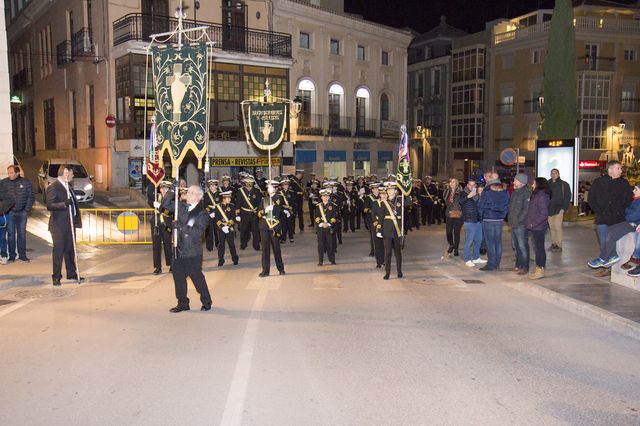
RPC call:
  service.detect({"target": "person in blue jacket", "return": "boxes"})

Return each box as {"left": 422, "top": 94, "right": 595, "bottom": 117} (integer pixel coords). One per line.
{"left": 588, "top": 182, "right": 640, "bottom": 269}
{"left": 477, "top": 177, "right": 509, "bottom": 271}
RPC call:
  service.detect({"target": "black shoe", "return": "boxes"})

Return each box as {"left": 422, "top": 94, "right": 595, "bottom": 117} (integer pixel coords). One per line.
{"left": 18, "top": 257, "right": 30, "bottom": 262}
{"left": 67, "top": 276, "right": 85, "bottom": 283}
{"left": 170, "top": 305, "right": 190, "bottom": 313}
{"left": 318, "top": 262, "right": 323, "bottom": 266}
{"left": 479, "top": 266, "right": 493, "bottom": 271}
{"left": 369, "top": 252, "right": 374, "bottom": 256}
{"left": 201, "top": 304, "right": 212, "bottom": 311}
{"left": 447, "top": 246, "right": 454, "bottom": 254}
{"left": 255, "top": 246, "right": 261, "bottom": 251}
{"left": 280, "top": 240, "right": 286, "bottom": 244}
{"left": 290, "top": 239, "right": 294, "bottom": 243}
{"left": 454, "top": 250, "right": 459, "bottom": 257}
{"left": 233, "top": 259, "right": 239, "bottom": 265}
{"left": 376, "top": 264, "right": 382, "bottom": 268}
{"left": 330, "top": 261, "right": 336, "bottom": 265}
{"left": 398, "top": 272, "right": 403, "bottom": 278}
{"left": 480, "top": 249, "right": 487, "bottom": 255}
{"left": 7, "top": 258, "right": 15, "bottom": 263}
{"left": 169, "top": 266, "right": 173, "bottom": 272}
{"left": 52, "top": 278, "right": 61, "bottom": 286}
{"left": 240, "top": 245, "right": 247, "bottom": 250}
{"left": 259, "top": 272, "right": 269, "bottom": 277}
{"left": 279, "top": 270, "right": 286, "bottom": 275}
{"left": 153, "top": 268, "right": 162, "bottom": 275}
{"left": 218, "top": 260, "right": 225, "bottom": 267}
{"left": 383, "top": 274, "right": 390, "bottom": 280}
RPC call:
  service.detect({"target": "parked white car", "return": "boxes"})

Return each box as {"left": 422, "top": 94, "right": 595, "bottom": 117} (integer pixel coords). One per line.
{"left": 38, "top": 159, "right": 95, "bottom": 203}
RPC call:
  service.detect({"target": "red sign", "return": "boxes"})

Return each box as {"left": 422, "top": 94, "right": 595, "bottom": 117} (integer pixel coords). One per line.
{"left": 579, "top": 160, "right": 605, "bottom": 169}
{"left": 105, "top": 115, "right": 116, "bottom": 128}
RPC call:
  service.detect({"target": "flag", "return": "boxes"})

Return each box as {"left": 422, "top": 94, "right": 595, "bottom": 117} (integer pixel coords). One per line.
{"left": 396, "top": 126, "right": 412, "bottom": 196}
{"left": 146, "top": 122, "right": 165, "bottom": 187}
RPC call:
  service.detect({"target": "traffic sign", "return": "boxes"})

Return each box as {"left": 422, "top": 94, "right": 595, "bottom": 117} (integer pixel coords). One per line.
{"left": 105, "top": 115, "right": 116, "bottom": 128}
{"left": 499, "top": 148, "right": 517, "bottom": 166}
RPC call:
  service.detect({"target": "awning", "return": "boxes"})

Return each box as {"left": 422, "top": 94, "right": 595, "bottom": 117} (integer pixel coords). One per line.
{"left": 353, "top": 151, "right": 370, "bottom": 161}
{"left": 324, "top": 150, "right": 346, "bottom": 162}
{"left": 295, "top": 150, "right": 317, "bottom": 163}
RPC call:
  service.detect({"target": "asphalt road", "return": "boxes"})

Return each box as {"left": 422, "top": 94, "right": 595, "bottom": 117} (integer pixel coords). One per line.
{"left": 0, "top": 224, "right": 639, "bottom": 425}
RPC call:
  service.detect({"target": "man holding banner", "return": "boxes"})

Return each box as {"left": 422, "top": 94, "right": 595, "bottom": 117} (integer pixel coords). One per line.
{"left": 236, "top": 176, "right": 262, "bottom": 251}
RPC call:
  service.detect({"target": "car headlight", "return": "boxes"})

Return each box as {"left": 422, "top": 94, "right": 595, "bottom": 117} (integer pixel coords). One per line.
{"left": 84, "top": 183, "right": 93, "bottom": 191}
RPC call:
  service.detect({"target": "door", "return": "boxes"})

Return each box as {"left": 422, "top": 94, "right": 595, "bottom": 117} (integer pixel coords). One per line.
{"left": 142, "top": 0, "right": 169, "bottom": 40}
{"left": 222, "top": 0, "right": 247, "bottom": 52}
{"left": 585, "top": 43, "right": 599, "bottom": 71}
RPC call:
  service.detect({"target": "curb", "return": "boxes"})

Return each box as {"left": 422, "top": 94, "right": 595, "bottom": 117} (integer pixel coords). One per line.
{"left": 500, "top": 279, "right": 640, "bottom": 342}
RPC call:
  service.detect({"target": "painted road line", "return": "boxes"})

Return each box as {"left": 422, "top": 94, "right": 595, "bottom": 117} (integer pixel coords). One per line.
{"left": 220, "top": 276, "right": 279, "bottom": 426}
{"left": 0, "top": 299, "right": 35, "bottom": 319}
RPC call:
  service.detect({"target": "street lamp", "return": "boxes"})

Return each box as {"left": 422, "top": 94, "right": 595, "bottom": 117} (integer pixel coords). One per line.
{"left": 289, "top": 96, "right": 303, "bottom": 145}
{"left": 415, "top": 125, "right": 431, "bottom": 177}
{"left": 607, "top": 118, "right": 626, "bottom": 161}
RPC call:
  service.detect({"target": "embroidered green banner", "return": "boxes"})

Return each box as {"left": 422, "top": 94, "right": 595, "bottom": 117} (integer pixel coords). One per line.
{"left": 152, "top": 43, "right": 209, "bottom": 177}
{"left": 247, "top": 102, "right": 288, "bottom": 151}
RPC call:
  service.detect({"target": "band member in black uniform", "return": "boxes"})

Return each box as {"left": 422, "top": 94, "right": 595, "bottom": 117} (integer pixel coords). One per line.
{"left": 255, "top": 170, "right": 267, "bottom": 193}
{"left": 307, "top": 179, "right": 319, "bottom": 226}
{"left": 315, "top": 188, "right": 338, "bottom": 266}
{"left": 179, "top": 187, "right": 188, "bottom": 204}
{"left": 363, "top": 183, "right": 380, "bottom": 258}
{"left": 291, "top": 169, "right": 306, "bottom": 232}
{"left": 169, "top": 185, "right": 213, "bottom": 313}
{"left": 214, "top": 190, "right": 239, "bottom": 266}
{"left": 421, "top": 176, "right": 439, "bottom": 225}
{"left": 328, "top": 181, "right": 344, "bottom": 246}
{"left": 355, "top": 176, "right": 368, "bottom": 229}
{"left": 306, "top": 172, "right": 317, "bottom": 190}
{"left": 343, "top": 180, "right": 357, "bottom": 232}
{"left": 220, "top": 175, "right": 235, "bottom": 198}
{"left": 372, "top": 185, "right": 387, "bottom": 268}
{"left": 379, "top": 182, "right": 404, "bottom": 280}
{"left": 150, "top": 181, "right": 175, "bottom": 275}
{"left": 279, "top": 178, "right": 296, "bottom": 243}
{"left": 257, "top": 183, "right": 285, "bottom": 277}
{"left": 203, "top": 179, "right": 220, "bottom": 252}
{"left": 410, "top": 180, "right": 422, "bottom": 230}
{"left": 235, "top": 176, "right": 262, "bottom": 251}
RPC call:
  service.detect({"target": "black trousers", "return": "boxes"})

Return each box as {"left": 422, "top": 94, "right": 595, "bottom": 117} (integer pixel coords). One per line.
{"left": 317, "top": 228, "right": 335, "bottom": 263}
{"left": 422, "top": 201, "right": 437, "bottom": 225}
{"left": 411, "top": 207, "right": 421, "bottom": 230}
{"left": 50, "top": 227, "right": 77, "bottom": 280}
{"left": 172, "top": 255, "right": 211, "bottom": 308}
{"left": 295, "top": 197, "right": 304, "bottom": 230}
{"left": 240, "top": 216, "right": 260, "bottom": 250}
{"left": 335, "top": 220, "right": 343, "bottom": 244}
{"left": 217, "top": 228, "right": 238, "bottom": 263}
{"left": 308, "top": 201, "right": 315, "bottom": 226}
{"left": 384, "top": 236, "right": 402, "bottom": 276}
{"left": 343, "top": 210, "right": 355, "bottom": 232}
{"left": 260, "top": 228, "right": 284, "bottom": 274}
{"left": 356, "top": 207, "right": 363, "bottom": 229}
{"left": 446, "top": 217, "right": 463, "bottom": 250}
{"left": 374, "top": 233, "right": 385, "bottom": 266}
{"left": 152, "top": 224, "right": 173, "bottom": 269}
{"left": 280, "top": 213, "right": 295, "bottom": 242}
{"left": 205, "top": 218, "right": 219, "bottom": 251}
{"left": 365, "top": 216, "right": 375, "bottom": 255}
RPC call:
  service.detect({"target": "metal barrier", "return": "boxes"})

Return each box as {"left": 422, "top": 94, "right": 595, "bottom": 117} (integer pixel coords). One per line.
{"left": 77, "top": 208, "right": 155, "bottom": 245}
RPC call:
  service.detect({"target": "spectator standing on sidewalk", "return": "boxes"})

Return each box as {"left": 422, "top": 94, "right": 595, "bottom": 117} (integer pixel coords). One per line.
{"left": 547, "top": 168, "right": 571, "bottom": 252}
{"left": 443, "top": 178, "right": 463, "bottom": 256}
{"left": 588, "top": 160, "right": 633, "bottom": 277}
{"left": 478, "top": 177, "right": 509, "bottom": 271}
{"left": 0, "top": 180, "right": 15, "bottom": 264}
{"left": 1, "top": 165, "right": 34, "bottom": 262}
{"left": 588, "top": 182, "right": 640, "bottom": 270}
{"left": 527, "top": 178, "right": 551, "bottom": 280}
{"left": 508, "top": 173, "right": 531, "bottom": 275}
{"left": 459, "top": 178, "right": 485, "bottom": 267}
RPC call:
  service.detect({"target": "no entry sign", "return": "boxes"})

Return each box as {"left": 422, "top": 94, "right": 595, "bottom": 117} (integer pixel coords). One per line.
{"left": 105, "top": 115, "right": 116, "bottom": 128}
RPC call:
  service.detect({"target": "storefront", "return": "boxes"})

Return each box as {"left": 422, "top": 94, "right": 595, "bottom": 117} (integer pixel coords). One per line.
{"left": 377, "top": 151, "right": 394, "bottom": 177}
{"left": 324, "top": 150, "right": 347, "bottom": 178}
{"left": 353, "top": 150, "right": 371, "bottom": 177}
{"left": 295, "top": 149, "right": 317, "bottom": 177}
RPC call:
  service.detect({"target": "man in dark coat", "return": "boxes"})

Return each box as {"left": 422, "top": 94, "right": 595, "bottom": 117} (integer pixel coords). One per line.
{"left": 235, "top": 176, "right": 262, "bottom": 251}
{"left": 314, "top": 188, "right": 338, "bottom": 266}
{"left": 46, "top": 165, "right": 82, "bottom": 286}
{"left": 149, "top": 181, "right": 174, "bottom": 274}
{"left": 257, "top": 183, "right": 285, "bottom": 277}
{"left": 588, "top": 160, "right": 633, "bottom": 277}
{"left": 547, "top": 168, "right": 572, "bottom": 252}
{"left": 2, "top": 165, "right": 34, "bottom": 262}
{"left": 0, "top": 177, "right": 15, "bottom": 262}
{"left": 170, "top": 185, "right": 212, "bottom": 312}
{"left": 291, "top": 170, "right": 306, "bottom": 232}
{"left": 379, "top": 182, "right": 405, "bottom": 280}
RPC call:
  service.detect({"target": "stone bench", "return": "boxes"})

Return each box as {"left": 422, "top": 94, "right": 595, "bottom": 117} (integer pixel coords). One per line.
{"left": 612, "top": 232, "right": 640, "bottom": 291}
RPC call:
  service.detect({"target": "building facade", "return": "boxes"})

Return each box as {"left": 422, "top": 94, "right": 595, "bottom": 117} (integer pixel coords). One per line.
{"left": 8, "top": 0, "right": 294, "bottom": 189}
{"left": 275, "top": 0, "right": 412, "bottom": 178}
{"left": 407, "top": 16, "right": 465, "bottom": 179}
{"left": 488, "top": 1, "right": 640, "bottom": 180}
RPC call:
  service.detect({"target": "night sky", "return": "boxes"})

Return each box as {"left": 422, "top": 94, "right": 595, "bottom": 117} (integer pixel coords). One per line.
{"left": 344, "top": 0, "right": 635, "bottom": 34}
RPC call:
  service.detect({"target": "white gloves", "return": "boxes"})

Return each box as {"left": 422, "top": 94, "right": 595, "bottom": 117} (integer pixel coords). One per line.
{"left": 209, "top": 212, "right": 215, "bottom": 219}
{"left": 153, "top": 201, "right": 160, "bottom": 209}
{"left": 284, "top": 210, "right": 291, "bottom": 217}
{"left": 235, "top": 216, "right": 241, "bottom": 222}
{"left": 376, "top": 232, "right": 383, "bottom": 238}
{"left": 266, "top": 205, "right": 273, "bottom": 212}
{"left": 222, "top": 226, "right": 230, "bottom": 234}
{"left": 358, "top": 188, "right": 365, "bottom": 195}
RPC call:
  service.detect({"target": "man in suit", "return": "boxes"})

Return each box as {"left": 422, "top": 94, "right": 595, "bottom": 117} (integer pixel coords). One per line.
{"left": 46, "top": 164, "right": 83, "bottom": 286}
{"left": 257, "top": 183, "right": 285, "bottom": 277}
{"left": 170, "top": 185, "right": 213, "bottom": 313}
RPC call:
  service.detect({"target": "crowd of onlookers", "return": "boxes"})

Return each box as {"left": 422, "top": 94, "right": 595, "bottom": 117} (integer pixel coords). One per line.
{"left": 0, "top": 165, "right": 35, "bottom": 264}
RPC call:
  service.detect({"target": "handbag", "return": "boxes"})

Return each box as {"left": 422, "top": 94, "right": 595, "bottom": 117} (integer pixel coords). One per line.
{"left": 448, "top": 209, "right": 462, "bottom": 219}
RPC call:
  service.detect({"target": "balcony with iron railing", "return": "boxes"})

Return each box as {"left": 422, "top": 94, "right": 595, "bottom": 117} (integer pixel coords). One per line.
{"left": 297, "top": 114, "right": 381, "bottom": 138}
{"left": 12, "top": 67, "right": 32, "bottom": 90}
{"left": 72, "top": 27, "right": 94, "bottom": 56}
{"left": 494, "top": 16, "right": 640, "bottom": 46}
{"left": 523, "top": 98, "right": 541, "bottom": 114}
{"left": 56, "top": 40, "right": 73, "bottom": 66}
{"left": 113, "top": 13, "right": 292, "bottom": 59}
{"left": 577, "top": 55, "right": 616, "bottom": 72}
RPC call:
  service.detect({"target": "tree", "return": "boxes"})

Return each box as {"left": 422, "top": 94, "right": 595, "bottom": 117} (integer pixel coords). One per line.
{"left": 538, "top": 0, "right": 579, "bottom": 140}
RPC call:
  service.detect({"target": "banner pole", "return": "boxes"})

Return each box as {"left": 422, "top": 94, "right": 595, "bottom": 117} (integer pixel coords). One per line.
{"left": 173, "top": 171, "right": 179, "bottom": 258}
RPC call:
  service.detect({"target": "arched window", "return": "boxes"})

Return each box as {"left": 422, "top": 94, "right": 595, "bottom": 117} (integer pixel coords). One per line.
{"left": 355, "top": 87, "right": 370, "bottom": 133}
{"left": 328, "top": 83, "right": 344, "bottom": 130}
{"left": 380, "top": 93, "right": 390, "bottom": 121}
{"left": 297, "top": 79, "right": 315, "bottom": 127}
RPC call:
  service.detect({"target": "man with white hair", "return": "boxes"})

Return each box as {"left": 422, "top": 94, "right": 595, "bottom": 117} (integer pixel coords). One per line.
{"left": 169, "top": 185, "right": 212, "bottom": 312}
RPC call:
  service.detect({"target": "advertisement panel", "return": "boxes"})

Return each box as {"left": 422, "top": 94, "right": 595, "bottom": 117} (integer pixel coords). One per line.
{"left": 535, "top": 139, "right": 578, "bottom": 205}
